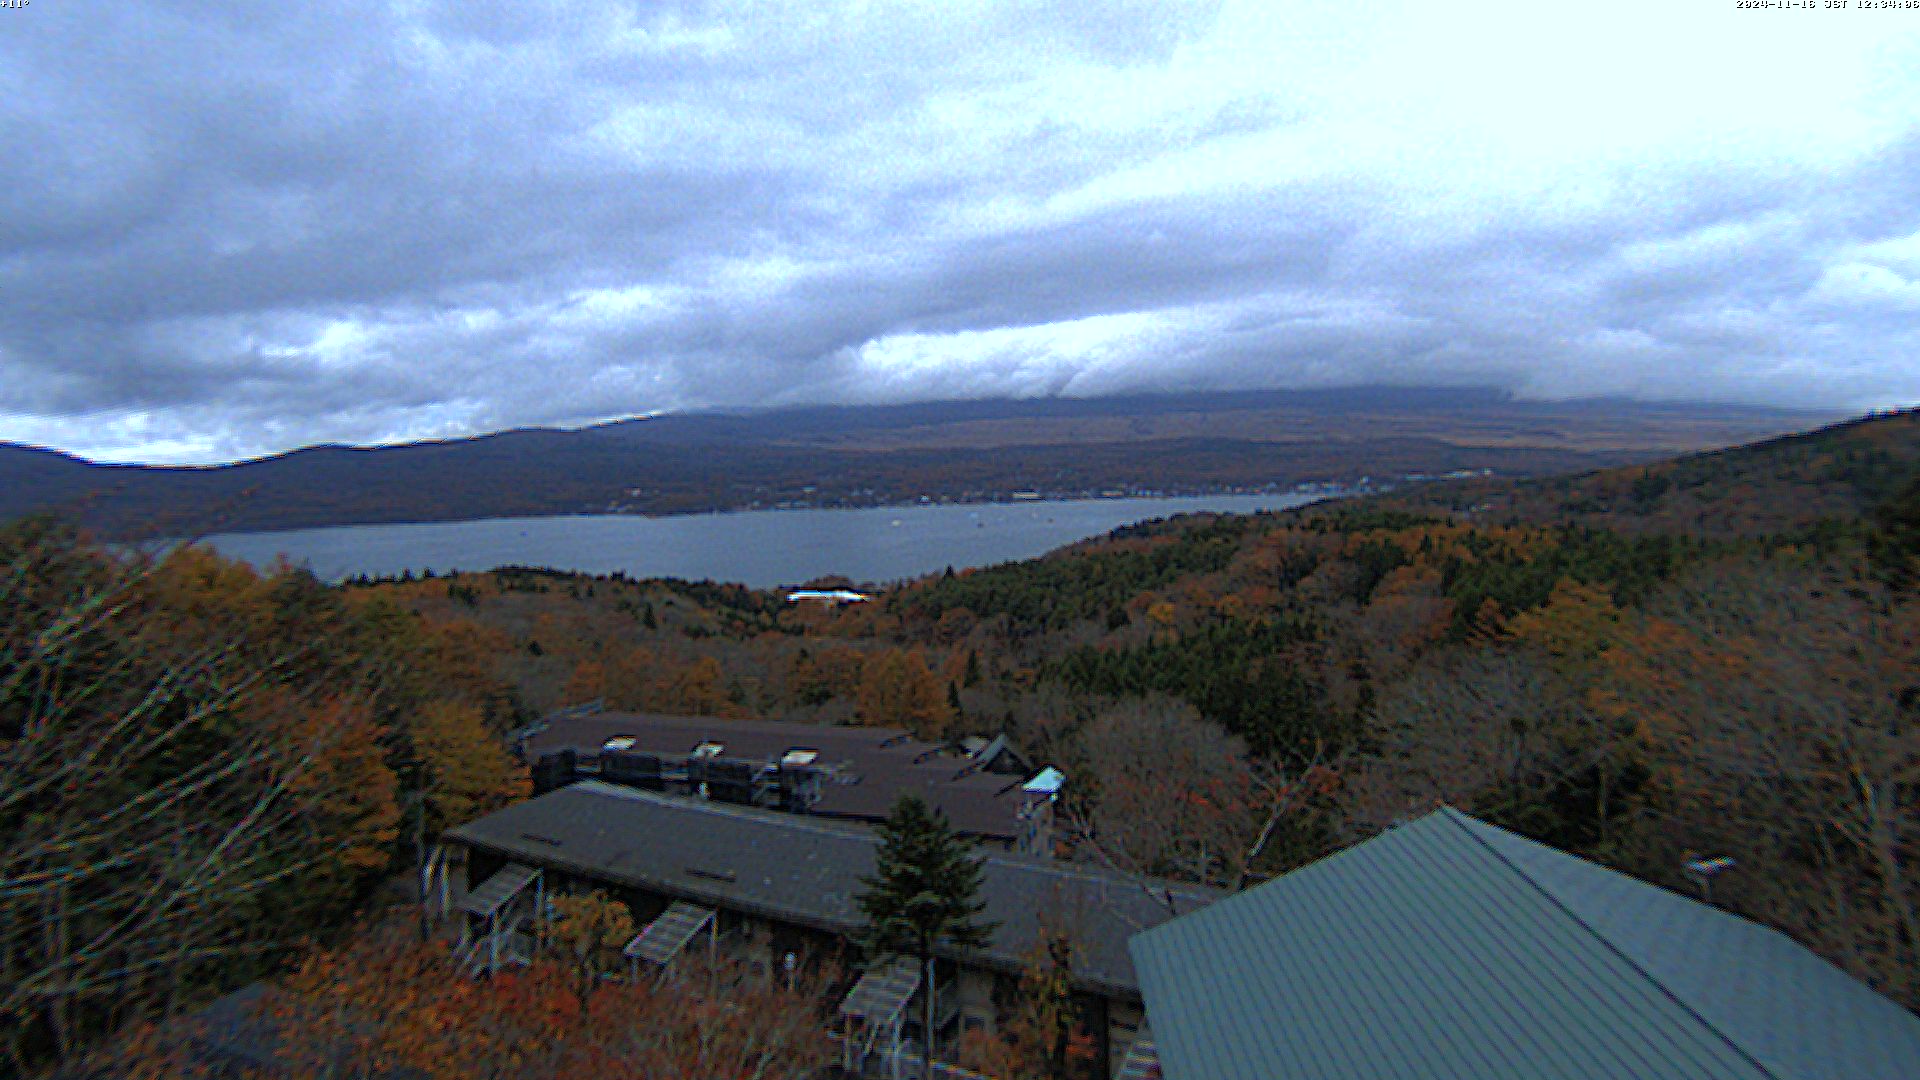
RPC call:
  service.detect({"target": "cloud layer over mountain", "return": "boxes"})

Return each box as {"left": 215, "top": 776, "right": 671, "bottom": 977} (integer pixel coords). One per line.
{"left": 3, "top": 1, "right": 1918, "bottom": 462}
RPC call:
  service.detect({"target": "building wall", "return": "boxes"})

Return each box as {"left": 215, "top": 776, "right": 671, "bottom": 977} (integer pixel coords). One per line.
{"left": 736, "top": 913, "right": 776, "bottom": 977}
{"left": 465, "top": 849, "right": 506, "bottom": 895}
{"left": 1106, "top": 997, "right": 1145, "bottom": 1078}
{"left": 957, "top": 966, "right": 998, "bottom": 1035}
{"left": 450, "top": 839, "right": 1139, "bottom": 1076}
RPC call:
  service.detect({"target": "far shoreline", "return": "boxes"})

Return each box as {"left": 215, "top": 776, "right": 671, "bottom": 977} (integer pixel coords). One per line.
{"left": 188, "top": 481, "right": 1379, "bottom": 542}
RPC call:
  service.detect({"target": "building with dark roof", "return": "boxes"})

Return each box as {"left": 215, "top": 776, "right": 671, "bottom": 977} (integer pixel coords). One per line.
{"left": 434, "top": 780, "right": 1214, "bottom": 1078}
{"left": 519, "top": 710, "right": 1058, "bottom": 852}
{"left": 1129, "top": 807, "right": 1920, "bottom": 1080}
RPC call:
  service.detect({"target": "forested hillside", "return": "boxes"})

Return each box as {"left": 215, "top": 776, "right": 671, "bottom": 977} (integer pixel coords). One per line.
{"left": 4, "top": 408, "right": 1916, "bottom": 1075}
{"left": 1384, "top": 406, "right": 1920, "bottom": 536}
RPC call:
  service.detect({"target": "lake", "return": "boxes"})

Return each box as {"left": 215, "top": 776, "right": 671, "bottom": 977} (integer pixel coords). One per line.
{"left": 204, "top": 493, "right": 1329, "bottom": 588}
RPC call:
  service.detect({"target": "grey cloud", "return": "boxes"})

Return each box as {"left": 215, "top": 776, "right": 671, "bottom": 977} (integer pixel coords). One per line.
{"left": 1, "top": 1, "right": 1917, "bottom": 462}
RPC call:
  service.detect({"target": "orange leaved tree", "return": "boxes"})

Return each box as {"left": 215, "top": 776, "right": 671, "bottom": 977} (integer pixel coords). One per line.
{"left": 255, "top": 927, "right": 834, "bottom": 1080}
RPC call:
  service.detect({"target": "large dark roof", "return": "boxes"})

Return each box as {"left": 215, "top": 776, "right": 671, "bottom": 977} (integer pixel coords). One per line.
{"left": 447, "top": 781, "right": 1213, "bottom": 996}
{"left": 522, "top": 712, "right": 1036, "bottom": 840}
{"left": 1130, "top": 808, "right": 1920, "bottom": 1080}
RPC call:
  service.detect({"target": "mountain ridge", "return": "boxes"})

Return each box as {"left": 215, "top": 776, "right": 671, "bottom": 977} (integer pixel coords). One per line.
{"left": 1, "top": 387, "right": 1835, "bottom": 536}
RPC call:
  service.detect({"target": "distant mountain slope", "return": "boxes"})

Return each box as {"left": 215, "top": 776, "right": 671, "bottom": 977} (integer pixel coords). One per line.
{"left": 0, "top": 388, "right": 1832, "bottom": 536}
{"left": 1378, "top": 407, "right": 1920, "bottom": 537}
{"left": 0, "top": 443, "right": 101, "bottom": 498}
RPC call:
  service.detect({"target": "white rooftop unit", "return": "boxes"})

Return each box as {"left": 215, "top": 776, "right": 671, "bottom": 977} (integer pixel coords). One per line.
{"left": 1022, "top": 766, "right": 1066, "bottom": 797}
{"left": 785, "top": 589, "right": 871, "bottom": 604}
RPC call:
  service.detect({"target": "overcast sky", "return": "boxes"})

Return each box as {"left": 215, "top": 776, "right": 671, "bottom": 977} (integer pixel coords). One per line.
{"left": 3, "top": 2, "right": 1919, "bottom": 463}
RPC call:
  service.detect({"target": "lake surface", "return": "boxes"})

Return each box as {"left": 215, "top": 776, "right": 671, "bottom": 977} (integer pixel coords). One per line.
{"left": 205, "top": 493, "right": 1328, "bottom": 588}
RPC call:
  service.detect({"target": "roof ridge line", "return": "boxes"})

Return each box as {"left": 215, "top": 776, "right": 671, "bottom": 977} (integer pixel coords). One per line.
{"left": 578, "top": 780, "right": 873, "bottom": 838}
{"left": 1437, "top": 808, "right": 1787, "bottom": 1080}
{"left": 572, "top": 781, "right": 1218, "bottom": 897}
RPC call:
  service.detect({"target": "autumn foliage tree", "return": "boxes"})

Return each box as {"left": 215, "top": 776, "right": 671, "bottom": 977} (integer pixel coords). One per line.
{"left": 169, "top": 926, "right": 834, "bottom": 1080}
{"left": 411, "top": 700, "right": 528, "bottom": 836}
{"left": 1067, "top": 700, "right": 1261, "bottom": 886}
{"left": 1599, "top": 558, "right": 1920, "bottom": 1006}
{"left": 1505, "top": 576, "right": 1623, "bottom": 665}
{"left": 1348, "top": 645, "right": 1625, "bottom": 850}
{"left": 547, "top": 891, "right": 638, "bottom": 1001}
{"left": 0, "top": 521, "right": 525, "bottom": 1075}
{"left": 1066, "top": 699, "right": 1344, "bottom": 890}
{"left": 958, "top": 924, "right": 1097, "bottom": 1080}
{"left": 559, "top": 646, "right": 750, "bottom": 718}
{"left": 274, "top": 692, "right": 403, "bottom": 903}
{"left": 858, "top": 648, "right": 954, "bottom": 738}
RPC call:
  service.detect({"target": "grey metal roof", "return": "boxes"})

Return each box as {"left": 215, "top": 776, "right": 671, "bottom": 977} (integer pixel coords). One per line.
{"left": 446, "top": 781, "right": 1214, "bottom": 997}
{"left": 1130, "top": 808, "right": 1920, "bottom": 1080}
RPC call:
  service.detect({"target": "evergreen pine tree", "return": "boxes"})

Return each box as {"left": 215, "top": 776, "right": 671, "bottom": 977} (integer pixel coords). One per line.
{"left": 856, "top": 794, "right": 995, "bottom": 1076}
